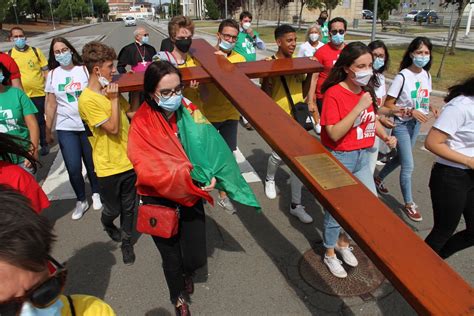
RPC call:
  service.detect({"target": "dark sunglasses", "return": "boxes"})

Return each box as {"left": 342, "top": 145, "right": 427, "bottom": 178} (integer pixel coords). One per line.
{"left": 330, "top": 29, "right": 345, "bottom": 36}
{"left": 0, "top": 257, "right": 67, "bottom": 316}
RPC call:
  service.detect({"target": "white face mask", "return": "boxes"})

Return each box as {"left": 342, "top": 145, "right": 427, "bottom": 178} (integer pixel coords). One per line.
{"left": 242, "top": 22, "right": 251, "bottom": 30}
{"left": 97, "top": 71, "right": 110, "bottom": 88}
{"left": 20, "top": 299, "right": 63, "bottom": 316}
{"left": 309, "top": 33, "right": 319, "bottom": 42}
{"left": 351, "top": 69, "right": 373, "bottom": 86}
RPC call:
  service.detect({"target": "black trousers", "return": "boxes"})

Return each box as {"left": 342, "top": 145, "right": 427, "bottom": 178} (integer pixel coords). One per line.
{"left": 31, "top": 96, "right": 47, "bottom": 148}
{"left": 425, "top": 163, "right": 474, "bottom": 258}
{"left": 146, "top": 197, "right": 207, "bottom": 304}
{"left": 98, "top": 169, "right": 137, "bottom": 240}
{"left": 212, "top": 120, "right": 238, "bottom": 151}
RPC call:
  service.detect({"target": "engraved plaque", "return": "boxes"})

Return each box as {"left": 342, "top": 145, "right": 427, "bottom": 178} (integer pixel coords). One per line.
{"left": 295, "top": 154, "right": 357, "bottom": 190}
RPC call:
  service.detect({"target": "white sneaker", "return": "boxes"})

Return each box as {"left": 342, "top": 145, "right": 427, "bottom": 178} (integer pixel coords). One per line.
{"left": 335, "top": 245, "right": 358, "bottom": 267}
{"left": 217, "top": 197, "right": 236, "bottom": 215}
{"left": 72, "top": 201, "right": 89, "bottom": 220}
{"left": 324, "top": 254, "right": 347, "bottom": 278}
{"left": 289, "top": 204, "right": 313, "bottom": 223}
{"left": 265, "top": 179, "right": 277, "bottom": 199}
{"left": 92, "top": 193, "right": 103, "bottom": 211}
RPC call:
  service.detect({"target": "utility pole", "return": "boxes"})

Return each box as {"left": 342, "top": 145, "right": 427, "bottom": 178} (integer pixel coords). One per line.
{"left": 225, "top": 0, "right": 228, "bottom": 18}
{"left": 70, "top": 2, "right": 74, "bottom": 24}
{"left": 371, "top": 0, "right": 378, "bottom": 42}
{"left": 465, "top": 1, "right": 473, "bottom": 37}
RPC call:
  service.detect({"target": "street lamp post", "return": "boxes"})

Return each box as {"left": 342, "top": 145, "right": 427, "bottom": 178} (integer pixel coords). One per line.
{"left": 225, "top": 0, "right": 228, "bottom": 18}
{"left": 371, "top": 0, "right": 378, "bottom": 42}
{"left": 12, "top": 1, "right": 19, "bottom": 25}
{"left": 48, "top": 0, "right": 56, "bottom": 30}
{"left": 465, "top": 1, "right": 474, "bottom": 37}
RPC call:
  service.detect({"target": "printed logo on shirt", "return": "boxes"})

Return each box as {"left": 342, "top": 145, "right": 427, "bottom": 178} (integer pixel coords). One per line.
{"left": 411, "top": 81, "right": 429, "bottom": 113}
{"left": 58, "top": 77, "right": 82, "bottom": 103}
{"left": 0, "top": 109, "right": 18, "bottom": 133}
{"left": 353, "top": 109, "right": 376, "bottom": 140}
{"left": 242, "top": 38, "right": 256, "bottom": 55}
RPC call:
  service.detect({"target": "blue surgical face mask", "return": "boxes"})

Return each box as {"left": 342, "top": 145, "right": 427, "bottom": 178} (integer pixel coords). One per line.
{"left": 219, "top": 39, "right": 235, "bottom": 52}
{"left": 141, "top": 35, "right": 149, "bottom": 45}
{"left": 331, "top": 33, "right": 344, "bottom": 46}
{"left": 412, "top": 55, "right": 430, "bottom": 68}
{"left": 156, "top": 94, "right": 183, "bottom": 112}
{"left": 55, "top": 51, "right": 73, "bottom": 67}
{"left": 0, "top": 72, "right": 4, "bottom": 84}
{"left": 373, "top": 57, "right": 385, "bottom": 71}
{"left": 14, "top": 37, "right": 27, "bottom": 49}
{"left": 20, "top": 299, "right": 64, "bottom": 316}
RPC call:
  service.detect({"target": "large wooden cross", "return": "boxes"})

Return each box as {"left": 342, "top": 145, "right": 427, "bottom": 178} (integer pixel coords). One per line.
{"left": 117, "top": 39, "right": 473, "bottom": 314}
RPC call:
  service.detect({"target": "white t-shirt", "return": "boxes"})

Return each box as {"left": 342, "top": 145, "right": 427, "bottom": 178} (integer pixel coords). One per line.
{"left": 387, "top": 68, "right": 432, "bottom": 121}
{"left": 45, "top": 66, "right": 89, "bottom": 131}
{"left": 297, "top": 41, "right": 324, "bottom": 58}
{"left": 433, "top": 95, "right": 474, "bottom": 169}
{"left": 374, "top": 73, "right": 386, "bottom": 107}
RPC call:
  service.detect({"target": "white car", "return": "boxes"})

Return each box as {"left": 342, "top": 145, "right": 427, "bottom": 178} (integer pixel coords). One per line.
{"left": 124, "top": 16, "right": 136, "bottom": 27}
{"left": 405, "top": 10, "right": 421, "bottom": 20}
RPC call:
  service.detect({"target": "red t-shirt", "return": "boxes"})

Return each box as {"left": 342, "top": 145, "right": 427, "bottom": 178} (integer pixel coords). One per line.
{"left": 0, "top": 161, "right": 50, "bottom": 213}
{"left": 320, "top": 84, "right": 376, "bottom": 151}
{"left": 0, "top": 53, "right": 21, "bottom": 84}
{"left": 314, "top": 43, "right": 344, "bottom": 99}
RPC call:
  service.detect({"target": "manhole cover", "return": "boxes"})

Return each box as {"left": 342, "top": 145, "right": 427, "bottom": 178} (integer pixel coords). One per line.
{"left": 299, "top": 244, "right": 385, "bottom": 297}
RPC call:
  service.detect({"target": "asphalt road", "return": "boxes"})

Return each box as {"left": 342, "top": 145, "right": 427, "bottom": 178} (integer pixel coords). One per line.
{"left": 37, "top": 22, "right": 473, "bottom": 316}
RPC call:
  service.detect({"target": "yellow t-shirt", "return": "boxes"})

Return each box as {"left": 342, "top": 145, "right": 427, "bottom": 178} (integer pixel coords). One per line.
{"left": 10, "top": 47, "right": 48, "bottom": 98}
{"left": 199, "top": 51, "right": 245, "bottom": 122}
{"left": 178, "top": 54, "right": 202, "bottom": 108}
{"left": 78, "top": 88, "right": 133, "bottom": 177}
{"left": 268, "top": 55, "right": 305, "bottom": 115}
{"left": 59, "top": 295, "right": 116, "bottom": 316}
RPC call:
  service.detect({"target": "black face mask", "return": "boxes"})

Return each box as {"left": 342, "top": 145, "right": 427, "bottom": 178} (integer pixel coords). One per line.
{"left": 175, "top": 38, "right": 192, "bottom": 53}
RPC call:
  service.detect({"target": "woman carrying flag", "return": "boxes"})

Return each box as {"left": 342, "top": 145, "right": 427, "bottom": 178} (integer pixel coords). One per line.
{"left": 127, "top": 61, "right": 259, "bottom": 316}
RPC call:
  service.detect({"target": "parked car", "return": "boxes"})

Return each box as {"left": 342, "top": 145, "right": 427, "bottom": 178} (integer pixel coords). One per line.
{"left": 124, "top": 16, "right": 136, "bottom": 27}
{"left": 116, "top": 17, "right": 123, "bottom": 21}
{"left": 414, "top": 10, "right": 439, "bottom": 23}
{"left": 362, "top": 9, "right": 374, "bottom": 19}
{"left": 405, "top": 10, "right": 421, "bottom": 21}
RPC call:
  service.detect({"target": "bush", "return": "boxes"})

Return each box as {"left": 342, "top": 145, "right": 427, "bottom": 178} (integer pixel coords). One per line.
{"left": 204, "top": 0, "right": 219, "bottom": 19}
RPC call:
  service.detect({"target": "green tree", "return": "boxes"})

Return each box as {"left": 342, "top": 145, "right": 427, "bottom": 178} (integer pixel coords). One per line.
{"left": 436, "top": 0, "right": 470, "bottom": 78}
{"left": 255, "top": 0, "right": 265, "bottom": 28}
{"left": 276, "top": 0, "right": 290, "bottom": 26}
{"left": 92, "top": 0, "right": 109, "bottom": 18}
{"left": 367, "top": 0, "right": 400, "bottom": 28}
{"left": 322, "top": 0, "right": 341, "bottom": 18}
{"left": 299, "top": 0, "right": 323, "bottom": 29}
{"left": 204, "top": 0, "right": 219, "bottom": 19}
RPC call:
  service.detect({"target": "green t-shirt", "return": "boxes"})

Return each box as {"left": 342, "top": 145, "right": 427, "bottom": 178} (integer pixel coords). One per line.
{"left": 234, "top": 30, "right": 260, "bottom": 62}
{"left": 321, "top": 22, "right": 329, "bottom": 44}
{"left": 0, "top": 86, "right": 38, "bottom": 163}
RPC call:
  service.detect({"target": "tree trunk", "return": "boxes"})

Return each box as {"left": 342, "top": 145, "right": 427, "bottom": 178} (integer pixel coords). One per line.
{"left": 278, "top": 6, "right": 281, "bottom": 26}
{"left": 437, "top": 11, "right": 463, "bottom": 78}
{"left": 298, "top": 0, "right": 304, "bottom": 30}
{"left": 449, "top": 0, "right": 469, "bottom": 55}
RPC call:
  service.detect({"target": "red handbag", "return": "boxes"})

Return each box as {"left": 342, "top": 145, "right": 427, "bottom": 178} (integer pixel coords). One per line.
{"left": 136, "top": 204, "right": 180, "bottom": 238}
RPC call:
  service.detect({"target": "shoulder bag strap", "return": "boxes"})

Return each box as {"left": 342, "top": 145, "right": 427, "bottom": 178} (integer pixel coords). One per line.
{"left": 280, "top": 75, "right": 297, "bottom": 118}
{"left": 66, "top": 295, "right": 77, "bottom": 316}
{"left": 395, "top": 73, "right": 405, "bottom": 102}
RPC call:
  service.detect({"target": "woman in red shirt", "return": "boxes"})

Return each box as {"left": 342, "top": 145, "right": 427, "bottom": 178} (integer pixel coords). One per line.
{"left": 320, "top": 42, "right": 396, "bottom": 278}
{"left": 0, "top": 132, "right": 49, "bottom": 213}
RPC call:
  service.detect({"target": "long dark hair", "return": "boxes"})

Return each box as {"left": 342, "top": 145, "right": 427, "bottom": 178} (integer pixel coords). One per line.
{"left": 143, "top": 61, "right": 182, "bottom": 108}
{"left": 48, "top": 37, "right": 83, "bottom": 70}
{"left": 321, "top": 41, "right": 378, "bottom": 110}
{"left": 399, "top": 37, "right": 433, "bottom": 72}
{"left": 0, "top": 133, "right": 39, "bottom": 173}
{"left": 445, "top": 76, "right": 474, "bottom": 103}
{"left": 368, "top": 40, "right": 389, "bottom": 74}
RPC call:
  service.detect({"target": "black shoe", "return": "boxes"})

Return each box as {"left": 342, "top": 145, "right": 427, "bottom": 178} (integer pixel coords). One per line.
{"left": 104, "top": 226, "right": 121, "bottom": 242}
{"left": 175, "top": 296, "right": 191, "bottom": 316}
{"left": 121, "top": 240, "right": 135, "bottom": 265}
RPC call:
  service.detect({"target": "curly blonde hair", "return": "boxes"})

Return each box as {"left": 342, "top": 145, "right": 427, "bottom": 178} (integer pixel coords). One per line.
{"left": 82, "top": 41, "right": 117, "bottom": 73}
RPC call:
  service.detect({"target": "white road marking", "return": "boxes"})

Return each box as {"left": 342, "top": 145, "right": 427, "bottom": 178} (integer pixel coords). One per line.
{"left": 234, "top": 147, "right": 261, "bottom": 183}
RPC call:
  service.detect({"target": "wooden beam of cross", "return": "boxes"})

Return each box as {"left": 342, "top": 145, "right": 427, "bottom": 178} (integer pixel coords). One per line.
{"left": 117, "top": 39, "right": 474, "bottom": 314}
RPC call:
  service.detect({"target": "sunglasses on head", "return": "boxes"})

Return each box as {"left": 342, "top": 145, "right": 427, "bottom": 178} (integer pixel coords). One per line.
{"left": 330, "top": 29, "right": 345, "bottom": 35}
{"left": 0, "top": 257, "right": 67, "bottom": 316}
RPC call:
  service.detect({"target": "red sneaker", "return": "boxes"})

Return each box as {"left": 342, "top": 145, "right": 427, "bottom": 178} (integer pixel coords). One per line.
{"left": 374, "top": 176, "right": 389, "bottom": 195}
{"left": 403, "top": 203, "right": 423, "bottom": 222}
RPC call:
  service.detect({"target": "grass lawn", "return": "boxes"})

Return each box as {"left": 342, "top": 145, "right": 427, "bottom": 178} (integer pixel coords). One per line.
{"left": 385, "top": 46, "right": 474, "bottom": 91}
{"left": 193, "top": 21, "right": 220, "bottom": 27}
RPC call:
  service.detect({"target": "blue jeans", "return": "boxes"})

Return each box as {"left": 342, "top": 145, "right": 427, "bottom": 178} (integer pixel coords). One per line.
{"left": 378, "top": 118, "right": 421, "bottom": 204}
{"left": 57, "top": 130, "right": 99, "bottom": 201}
{"left": 323, "top": 148, "right": 377, "bottom": 249}
{"left": 31, "top": 96, "right": 47, "bottom": 148}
